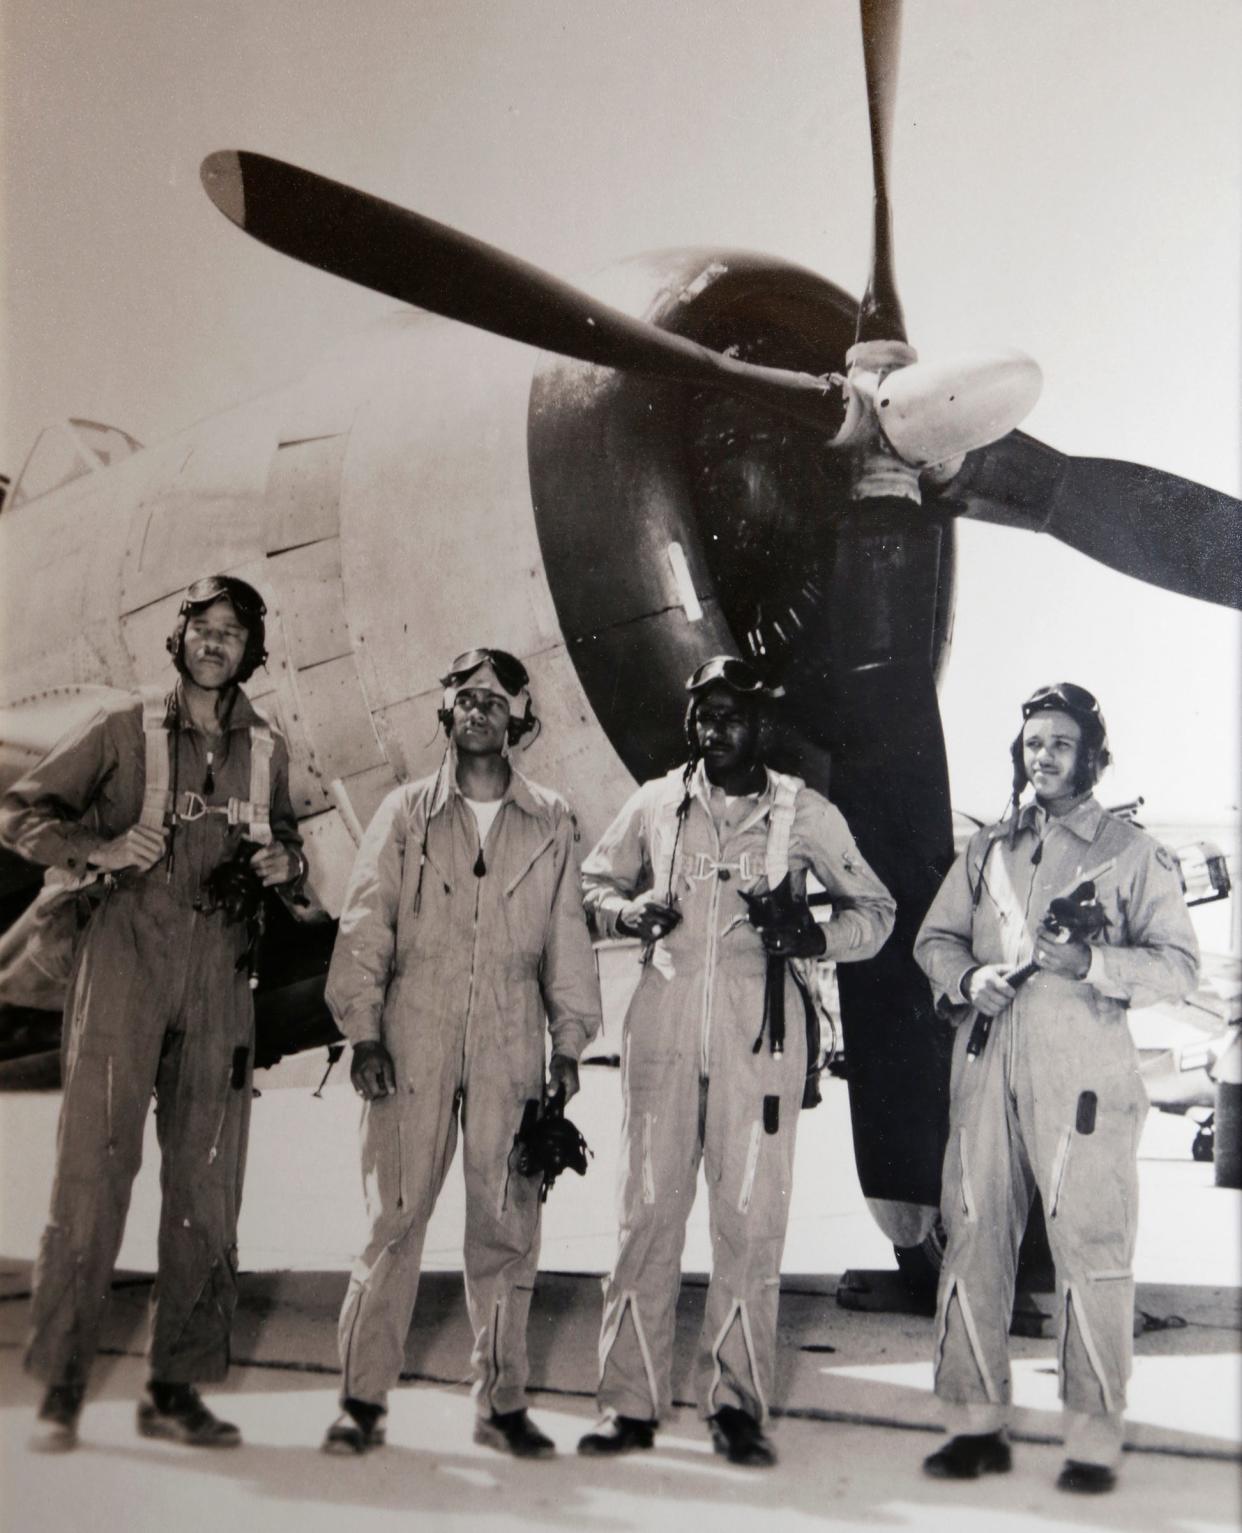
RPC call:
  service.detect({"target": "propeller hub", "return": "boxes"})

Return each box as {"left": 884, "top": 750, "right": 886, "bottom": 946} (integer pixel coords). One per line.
{"left": 841, "top": 339, "right": 922, "bottom": 503}
{"left": 877, "top": 348, "right": 1043, "bottom": 469}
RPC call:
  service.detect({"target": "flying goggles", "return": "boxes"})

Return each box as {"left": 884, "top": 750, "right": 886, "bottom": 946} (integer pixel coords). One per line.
{"left": 440, "top": 647, "right": 529, "bottom": 696}
{"left": 685, "top": 655, "right": 783, "bottom": 697}
{"left": 1021, "top": 683, "right": 1102, "bottom": 720}
{"left": 179, "top": 574, "right": 267, "bottom": 626}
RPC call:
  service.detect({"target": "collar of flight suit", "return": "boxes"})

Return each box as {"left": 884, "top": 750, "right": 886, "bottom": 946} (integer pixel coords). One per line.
{"left": 1014, "top": 793, "right": 1104, "bottom": 844}
{"left": 687, "top": 758, "right": 781, "bottom": 837}
{"left": 426, "top": 746, "right": 545, "bottom": 823}
{"left": 163, "top": 680, "right": 266, "bottom": 735}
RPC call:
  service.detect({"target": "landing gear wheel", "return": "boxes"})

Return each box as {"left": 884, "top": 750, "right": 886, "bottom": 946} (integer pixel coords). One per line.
{"left": 1192, "top": 1116, "right": 1215, "bottom": 1163}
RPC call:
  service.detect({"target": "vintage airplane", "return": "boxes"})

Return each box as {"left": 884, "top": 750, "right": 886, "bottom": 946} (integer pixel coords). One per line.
{"left": 1, "top": 0, "right": 1239, "bottom": 1271}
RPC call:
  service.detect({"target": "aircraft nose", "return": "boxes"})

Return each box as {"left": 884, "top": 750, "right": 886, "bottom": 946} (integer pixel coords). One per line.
{"left": 201, "top": 151, "right": 245, "bottom": 227}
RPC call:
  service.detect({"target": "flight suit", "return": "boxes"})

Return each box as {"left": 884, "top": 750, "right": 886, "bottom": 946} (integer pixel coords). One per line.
{"left": 0, "top": 686, "right": 302, "bottom": 1390}
{"left": 326, "top": 763, "right": 601, "bottom": 1417}
{"left": 915, "top": 796, "right": 1199, "bottom": 1466}
{"left": 582, "top": 763, "right": 895, "bottom": 1424}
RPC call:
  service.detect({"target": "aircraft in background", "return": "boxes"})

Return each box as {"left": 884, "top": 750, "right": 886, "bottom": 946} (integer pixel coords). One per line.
{"left": 1, "top": 1, "right": 1238, "bottom": 1266}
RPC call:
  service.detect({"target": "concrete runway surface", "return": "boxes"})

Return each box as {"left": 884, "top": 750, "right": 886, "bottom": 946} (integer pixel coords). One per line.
{"left": 1, "top": 1035, "right": 1238, "bottom": 1531}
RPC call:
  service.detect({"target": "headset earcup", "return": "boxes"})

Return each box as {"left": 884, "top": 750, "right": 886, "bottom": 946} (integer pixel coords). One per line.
{"left": 507, "top": 702, "right": 537, "bottom": 747}
{"left": 1009, "top": 731, "right": 1028, "bottom": 796}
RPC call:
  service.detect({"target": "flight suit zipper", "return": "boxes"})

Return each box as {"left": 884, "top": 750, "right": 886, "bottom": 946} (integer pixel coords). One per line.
{"left": 738, "top": 1121, "right": 762, "bottom": 1213}
{"left": 698, "top": 811, "right": 725, "bottom": 1077}
{"left": 461, "top": 810, "right": 486, "bottom": 1090}
{"left": 395, "top": 1119, "right": 406, "bottom": 1210}
{"left": 958, "top": 1127, "right": 976, "bottom": 1221}
{"left": 207, "top": 1060, "right": 234, "bottom": 1164}
{"left": 1049, "top": 1128, "right": 1073, "bottom": 1218}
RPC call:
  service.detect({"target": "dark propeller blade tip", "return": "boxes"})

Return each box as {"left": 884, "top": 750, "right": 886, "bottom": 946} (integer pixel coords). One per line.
{"left": 201, "top": 151, "right": 245, "bottom": 227}
{"left": 948, "top": 432, "right": 1242, "bottom": 610}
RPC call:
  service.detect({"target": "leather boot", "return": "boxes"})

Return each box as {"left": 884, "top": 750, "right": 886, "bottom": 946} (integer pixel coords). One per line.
{"left": 577, "top": 1414, "right": 656, "bottom": 1456}
{"left": 30, "top": 1382, "right": 85, "bottom": 1454}
{"left": 473, "top": 1407, "right": 555, "bottom": 1459}
{"left": 923, "top": 1431, "right": 1012, "bottom": 1479}
{"left": 137, "top": 1382, "right": 241, "bottom": 1447}
{"left": 323, "top": 1398, "right": 388, "bottom": 1455}
{"left": 1057, "top": 1459, "right": 1117, "bottom": 1494}
{"left": 707, "top": 1404, "right": 776, "bottom": 1467}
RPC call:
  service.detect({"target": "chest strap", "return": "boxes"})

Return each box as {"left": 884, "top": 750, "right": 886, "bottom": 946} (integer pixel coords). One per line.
{"left": 246, "top": 723, "right": 274, "bottom": 845}
{"left": 139, "top": 688, "right": 172, "bottom": 831}
{"left": 764, "top": 773, "right": 801, "bottom": 889}
{"left": 658, "top": 770, "right": 804, "bottom": 896}
{"left": 678, "top": 849, "right": 769, "bottom": 882}
{"left": 138, "top": 687, "right": 275, "bottom": 844}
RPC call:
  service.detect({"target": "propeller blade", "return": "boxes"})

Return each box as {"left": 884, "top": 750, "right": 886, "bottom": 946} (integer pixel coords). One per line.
{"left": 201, "top": 150, "right": 847, "bottom": 436}
{"left": 856, "top": 0, "right": 907, "bottom": 344}
{"left": 877, "top": 349, "right": 1042, "bottom": 466}
{"left": 946, "top": 431, "right": 1242, "bottom": 610}
{"left": 775, "top": 506, "right": 957, "bottom": 1242}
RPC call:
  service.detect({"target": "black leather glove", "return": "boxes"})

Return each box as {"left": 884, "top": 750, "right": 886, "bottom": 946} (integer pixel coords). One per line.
{"left": 760, "top": 917, "right": 827, "bottom": 959}
{"left": 740, "top": 876, "right": 826, "bottom": 959}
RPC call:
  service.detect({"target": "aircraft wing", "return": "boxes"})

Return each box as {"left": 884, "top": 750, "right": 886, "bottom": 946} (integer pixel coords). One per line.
{"left": 0, "top": 686, "right": 130, "bottom": 800}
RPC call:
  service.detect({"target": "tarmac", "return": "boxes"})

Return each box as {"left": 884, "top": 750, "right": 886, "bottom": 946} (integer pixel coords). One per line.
{"left": 1, "top": 1041, "right": 1239, "bottom": 1531}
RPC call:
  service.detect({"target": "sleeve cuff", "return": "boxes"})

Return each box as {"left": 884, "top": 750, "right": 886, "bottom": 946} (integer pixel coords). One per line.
{"left": 590, "top": 895, "right": 631, "bottom": 941}
{"left": 548, "top": 1019, "right": 592, "bottom": 1061}
{"left": 337, "top": 1007, "right": 383, "bottom": 1046}
{"left": 1086, "top": 947, "right": 1128, "bottom": 1000}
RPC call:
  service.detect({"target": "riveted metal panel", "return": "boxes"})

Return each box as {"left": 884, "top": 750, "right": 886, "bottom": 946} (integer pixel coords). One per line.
{"left": 266, "top": 434, "right": 349, "bottom": 554}
{"left": 265, "top": 538, "right": 352, "bottom": 671}
{"left": 289, "top": 655, "right": 386, "bottom": 783}
{"left": 243, "top": 679, "right": 335, "bottom": 818}
{"left": 120, "top": 402, "right": 281, "bottom": 614}
{"left": 338, "top": 320, "right": 561, "bottom": 716}
{"left": 118, "top": 590, "right": 185, "bottom": 689}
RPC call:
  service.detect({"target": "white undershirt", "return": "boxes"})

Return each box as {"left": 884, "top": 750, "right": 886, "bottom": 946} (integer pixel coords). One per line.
{"left": 464, "top": 796, "right": 503, "bottom": 844}
{"left": 709, "top": 785, "right": 759, "bottom": 833}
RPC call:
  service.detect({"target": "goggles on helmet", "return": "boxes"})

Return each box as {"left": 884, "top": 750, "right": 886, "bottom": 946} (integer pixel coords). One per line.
{"left": 1021, "top": 682, "right": 1101, "bottom": 721}
{"left": 685, "top": 655, "right": 771, "bottom": 696}
{"left": 180, "top": 574, "right": 267, "bottom": 626}
{"left": 440, "top": 647, "right": 529, "bottom": 697}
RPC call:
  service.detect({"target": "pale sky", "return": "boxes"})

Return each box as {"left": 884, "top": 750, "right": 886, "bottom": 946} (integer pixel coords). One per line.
{"left": 2, "top": 0, "right": 1239, "bottom": 818}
